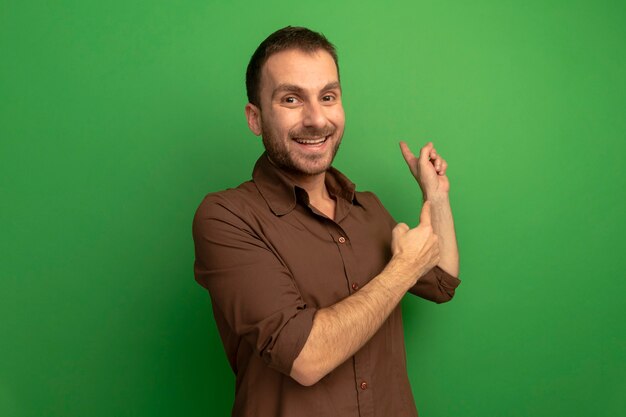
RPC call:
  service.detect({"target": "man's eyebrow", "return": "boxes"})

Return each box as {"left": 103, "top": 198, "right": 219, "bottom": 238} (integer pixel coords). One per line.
{"left": 272, "top": 81, "right": 342, "bottom": 99}
{"left": 272, "top": 84, "right": 303, "bottom": 98}
{"left": 322, "top": 81, "right": 341, "bottom": 92}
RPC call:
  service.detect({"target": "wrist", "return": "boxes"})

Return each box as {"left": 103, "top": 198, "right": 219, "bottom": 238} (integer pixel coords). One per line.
{"left": 423, "top": 192, "right": 449, "bottom": 205}
{"left": 387, "top": 254, "right": 427, "bottom": 287}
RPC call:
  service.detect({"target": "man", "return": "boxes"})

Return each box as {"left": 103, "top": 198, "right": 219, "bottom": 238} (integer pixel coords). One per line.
{"left": 193, "top": 26, "right": 460, "bottom": 417}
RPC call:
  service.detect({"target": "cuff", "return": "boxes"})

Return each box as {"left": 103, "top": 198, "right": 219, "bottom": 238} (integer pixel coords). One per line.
{"left": 262, "top": 307, "right": 316, "bottom": 375}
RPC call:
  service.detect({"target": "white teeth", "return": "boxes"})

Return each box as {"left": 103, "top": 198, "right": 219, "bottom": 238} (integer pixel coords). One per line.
{"left": 294, "top": 137, "right": 327, "bottom": 145}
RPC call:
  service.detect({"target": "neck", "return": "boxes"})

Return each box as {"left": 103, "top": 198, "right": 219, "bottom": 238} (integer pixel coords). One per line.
{"left": 266, "top": 156, "right": 332, "bottom": 203}
{"left": 285, "top": 170, "right": 330, "bottom": 202}
{"left": 267, "top": 157, "right": 337, "bottom": 220}
{"left": 288, "top": 170, "right": 335, "bottom": 220}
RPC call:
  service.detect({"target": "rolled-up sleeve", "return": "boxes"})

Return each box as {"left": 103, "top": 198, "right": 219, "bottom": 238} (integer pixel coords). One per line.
{"left": 192, "top": 194, "right": 315, "bottom": 375}
{"left": 409, "top": 266, "right": 461, "bottom": 303}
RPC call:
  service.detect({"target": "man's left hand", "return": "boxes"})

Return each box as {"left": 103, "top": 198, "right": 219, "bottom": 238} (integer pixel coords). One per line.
{"left": 399, "top": 141, "right": 450, "bottom": 200}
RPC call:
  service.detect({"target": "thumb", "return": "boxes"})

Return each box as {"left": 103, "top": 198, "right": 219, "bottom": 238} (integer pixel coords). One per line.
{"left": 399, "top": 141, "right": 416, "bottom": 164}
{"left": 419, "top": 201, "right": 432, "bottom": 226}
{"left": 392, "top": 222, "right": 409, "bottom": 239}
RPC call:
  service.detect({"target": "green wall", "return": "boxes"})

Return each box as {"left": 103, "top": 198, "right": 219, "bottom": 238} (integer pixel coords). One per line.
{"left": 2, "top": 1, "right": 625, "bottom": 416}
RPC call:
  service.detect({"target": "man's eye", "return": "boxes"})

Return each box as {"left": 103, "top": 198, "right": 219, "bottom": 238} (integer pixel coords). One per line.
{"left": 284, "top": 97, "right": 299, "bottom": 104}
{"left": 322, "top": 95, "right": 335, "bottom": 102}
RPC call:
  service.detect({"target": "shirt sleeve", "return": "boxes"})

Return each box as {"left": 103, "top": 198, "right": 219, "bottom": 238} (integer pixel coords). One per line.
{"left": 192, "top": 194, "right": 315, "bottom": 376}
{"left": 408, "top": 266, "right": 461, "bottom": 303}
{"left": 366, "top": 191, "right": 461, "bottom": 303}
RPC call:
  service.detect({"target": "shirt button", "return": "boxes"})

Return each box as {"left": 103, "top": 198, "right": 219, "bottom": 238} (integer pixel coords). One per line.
{"left": 351, "top": 282, "right": 359, "bottom": 291}
{"left": 360, "top": 381, "right": 368, "bottom": 390}
{"left": 338, "top": 236, "right": 346, "bottom": 243}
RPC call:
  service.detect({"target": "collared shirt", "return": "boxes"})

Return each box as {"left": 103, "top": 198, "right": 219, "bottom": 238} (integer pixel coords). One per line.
{"left": 192, "top": 152, "right": 461, "bottom": 417}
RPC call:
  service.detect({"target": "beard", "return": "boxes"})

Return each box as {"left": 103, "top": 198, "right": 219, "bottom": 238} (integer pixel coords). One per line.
{"left": 261, "top": 123, "right": 343, "bottom": 176}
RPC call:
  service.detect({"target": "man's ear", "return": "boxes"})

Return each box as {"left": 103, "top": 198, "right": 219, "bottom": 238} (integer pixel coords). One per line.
{"left": 245, "top": 103, "right": 262, "bottom": 136}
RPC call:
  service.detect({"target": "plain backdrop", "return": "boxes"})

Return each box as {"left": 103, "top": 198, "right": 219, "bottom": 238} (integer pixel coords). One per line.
{"left": 1, "top": 1, "right": 625, "bottom": 416}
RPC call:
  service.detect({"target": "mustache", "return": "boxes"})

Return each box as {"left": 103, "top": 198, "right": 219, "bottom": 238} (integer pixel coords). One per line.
{"left": 289, "top": 126, "right": 336, "bottom": 139}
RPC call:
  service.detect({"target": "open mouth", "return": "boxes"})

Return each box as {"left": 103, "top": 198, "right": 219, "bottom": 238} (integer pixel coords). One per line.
{"left": 292, "top": 136, "right": 330, "bottom": 146}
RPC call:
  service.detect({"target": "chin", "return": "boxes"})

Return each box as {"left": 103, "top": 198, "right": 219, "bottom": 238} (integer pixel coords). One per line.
{"left": 297, "top": 154, "right": 336, "bottom": 175}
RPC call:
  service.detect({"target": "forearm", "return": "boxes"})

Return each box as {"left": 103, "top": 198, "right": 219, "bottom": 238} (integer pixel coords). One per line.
{"left": 290, "top": 258, "right": 416, "bottom": 386}
{"left": 427, "top": 195, "right": 459, "bottom": 277}
{"left": 399, "top": 140, "right": 458, "bottom": 276}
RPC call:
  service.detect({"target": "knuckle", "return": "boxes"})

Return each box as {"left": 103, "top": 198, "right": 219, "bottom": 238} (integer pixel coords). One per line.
{"left": 394, "top": 222, "right": 408, "bottom": 231}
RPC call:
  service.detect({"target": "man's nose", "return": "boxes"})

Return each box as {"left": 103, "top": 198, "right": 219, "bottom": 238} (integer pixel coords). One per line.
{"left": 302, "top": 101, "right": 328, "bottom": 129}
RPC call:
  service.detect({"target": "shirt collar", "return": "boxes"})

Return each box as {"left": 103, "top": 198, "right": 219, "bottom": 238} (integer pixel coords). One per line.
{"left": 252, "top": 152, "right": 358, "bottom": 216}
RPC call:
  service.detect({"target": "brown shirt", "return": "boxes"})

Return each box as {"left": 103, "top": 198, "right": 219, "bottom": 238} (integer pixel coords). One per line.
{"left": 193, "top": 153, "right": 461, "bottom": 417}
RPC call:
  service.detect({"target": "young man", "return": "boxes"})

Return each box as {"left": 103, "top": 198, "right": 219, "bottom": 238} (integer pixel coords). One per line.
{"left": 193, "top": 26, "right": 460, "bottom": 417}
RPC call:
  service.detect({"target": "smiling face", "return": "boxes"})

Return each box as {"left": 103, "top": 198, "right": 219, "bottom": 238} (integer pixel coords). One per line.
{"left": 245, "top": 48, "right": 345, "bottom": 176}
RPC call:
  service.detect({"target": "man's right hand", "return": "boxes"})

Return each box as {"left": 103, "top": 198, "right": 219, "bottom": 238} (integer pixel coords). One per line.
{"left": 390, "top": 201, "right": 441, "bottom": 285}
{"left": 291, "top": 202, "right": 442, "bottom": 386}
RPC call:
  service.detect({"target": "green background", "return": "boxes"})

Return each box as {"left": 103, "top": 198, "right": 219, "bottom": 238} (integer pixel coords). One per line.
{"left": 2, "top": 0, "right": 625, "bottom": 416}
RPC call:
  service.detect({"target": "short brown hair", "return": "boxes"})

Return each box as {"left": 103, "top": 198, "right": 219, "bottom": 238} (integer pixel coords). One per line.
{"left": 245, "top": 26, "right": 339, "bottom": 107}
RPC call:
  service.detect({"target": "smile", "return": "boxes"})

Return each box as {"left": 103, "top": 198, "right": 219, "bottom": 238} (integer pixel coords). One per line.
{"left": 293, "top": 136, "right": 329, "bottom": 145}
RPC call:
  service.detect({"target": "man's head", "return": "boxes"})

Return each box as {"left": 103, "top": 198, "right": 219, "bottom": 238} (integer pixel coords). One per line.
{"left": 246, "top": 26, "right": 339, "bottom": 108}
{"left": 245, "top": 26, "right": 345, "bottom": 176}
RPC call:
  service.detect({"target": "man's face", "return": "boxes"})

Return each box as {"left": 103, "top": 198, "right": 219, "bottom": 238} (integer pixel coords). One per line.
{"left": 248, "top": 48, "right": 345, "bottom": 176}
